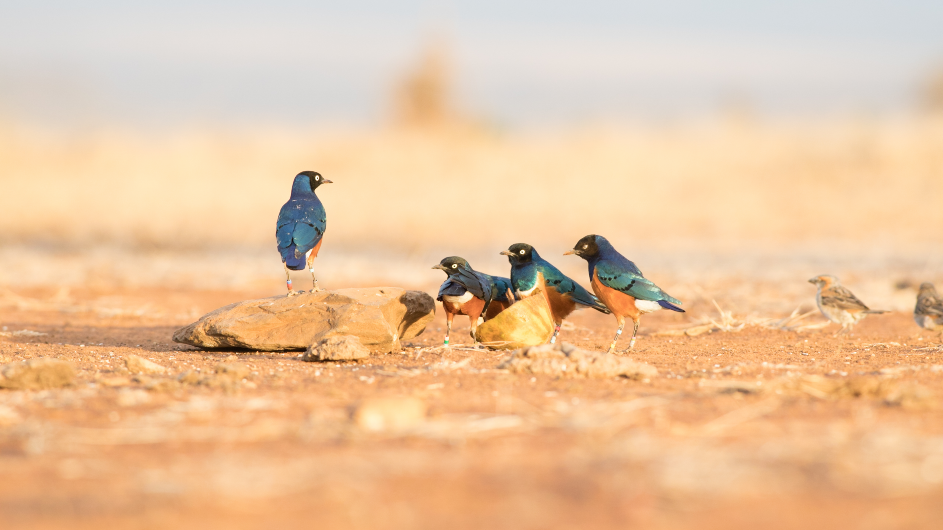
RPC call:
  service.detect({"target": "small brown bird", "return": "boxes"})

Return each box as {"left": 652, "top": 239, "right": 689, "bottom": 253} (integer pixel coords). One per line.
{"left": 914, "top": 282, "right": 943, "bottom": 331}
{"left": 808, "top": 275, "right": 886, "bottom": 334}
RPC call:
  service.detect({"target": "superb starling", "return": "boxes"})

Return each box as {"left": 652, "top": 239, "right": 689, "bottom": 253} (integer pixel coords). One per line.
{"left": 433, "top": 256, "right": 514, "bottom": 346}
{"left": 276, "top": 171, "right": 332, "bottom": 295}
{"left": 500, "top": 243, "right": 609, "bottom": 344}
{"left": 566, "top": 235, "right": 683, "bottom": 352}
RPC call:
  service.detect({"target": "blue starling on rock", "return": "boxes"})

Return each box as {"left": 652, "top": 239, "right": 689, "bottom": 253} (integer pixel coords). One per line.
{"left": 500, "top": 243, "right": 609, "bottom": 344}
{"left": 433, "top": 256, "right": 514, "bottom": 347}
{"left": 565, "top": 235, "right": 683, "bottom": 352}
{"left": 276, "top": 171, "right": 332, "bottom": 296}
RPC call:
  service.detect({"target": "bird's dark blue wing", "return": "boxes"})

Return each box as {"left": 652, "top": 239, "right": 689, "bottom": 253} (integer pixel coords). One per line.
{"left": 595, "top": 260, "right": 682, "bottom": 305}
{"left": 451, "top": 268, "right": 489, "bottom": 300}
{"left": 491, "top": 276, "right": 514, "bottom": 304}
{"left": 437, "top": 278, "right": 468, "bottom": 301}
{"left": 276, "top": 196, "right": 326, "bottom": 268}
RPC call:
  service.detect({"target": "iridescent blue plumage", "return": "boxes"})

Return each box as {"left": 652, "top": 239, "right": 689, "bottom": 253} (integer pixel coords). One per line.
{"left": 276, "top": 173, "right": 327, "bottom": 270}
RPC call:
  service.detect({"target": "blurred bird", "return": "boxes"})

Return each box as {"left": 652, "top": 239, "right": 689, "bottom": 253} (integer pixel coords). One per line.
{"left": 501, "top": 243, "right": 609, "bottom": 344}
{"left": 433, "top": 256, "right": 514, "bottom": 347}
{"left": 276, "top": 171, "right": 332, "bottom": 296}
{"left": 565, "top": 235, "right": 684, "bottom": 352}
{"left": 914, "top": 282, "right": 943, "bottom": 332}
{"left": 808, "top": 275, "right": 886, "bottom": 334}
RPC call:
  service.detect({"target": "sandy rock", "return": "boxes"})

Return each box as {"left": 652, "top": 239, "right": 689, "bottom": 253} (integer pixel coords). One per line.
{"left": 303, "top": 335, "right": 370, "bottom": 362}
{"left": 125, "top": 355, "right": 166, "bottom": 375}
{"left": 499, "top": 343, "right": 658, "bottom": 379}
{"left": 0, "top": 358, "right": 75, "bottom": 390}
{"left": 172, "top": 287, "right": 435, "bottom": 352}
{"left": 353, "top": 396, "right": 428, "bottom": 432}
{"left": 475, "top": 287, "right": 555, "bottom": 350}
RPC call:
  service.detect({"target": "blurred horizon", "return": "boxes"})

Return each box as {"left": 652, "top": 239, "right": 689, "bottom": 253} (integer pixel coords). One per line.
{"left": 2, "top": 1, "right": 943, "bottom": 131}
{"left": 1, "top": 1, "right": 942, "bottom": 275}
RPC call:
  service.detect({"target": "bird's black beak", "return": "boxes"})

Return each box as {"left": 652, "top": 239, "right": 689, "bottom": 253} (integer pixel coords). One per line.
{"left": 807, "top": 278, "right": 817, "bottom": 284}
{"left": 499, "top": 250, "right": 513, "bottom": 256}
{"left": 432, "top": 264, "right": 447, "bottom": 271}
{"left": 563, "top": 249, "right": 577, "bottom": 256}
{"left": 322, "top": 179, "right": 333, "bottom": 184}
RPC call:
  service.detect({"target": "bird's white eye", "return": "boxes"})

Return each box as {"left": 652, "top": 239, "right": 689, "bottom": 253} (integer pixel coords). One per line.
{"left": 519, "top": 249, "right": 525, "bottom": 255}
{"left": 583, "top": 244, "right": 588, "bottom": 249}
{"left": 451, "top": 264, "right": 457, "bottom": 269}
{"left": 315, "top": 175, "right": 320, "bottom": 181}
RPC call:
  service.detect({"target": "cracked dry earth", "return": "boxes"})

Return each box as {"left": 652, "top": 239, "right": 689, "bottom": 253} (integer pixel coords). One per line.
{"left": 2, "top": 286, "right": 943, "bottom": 530}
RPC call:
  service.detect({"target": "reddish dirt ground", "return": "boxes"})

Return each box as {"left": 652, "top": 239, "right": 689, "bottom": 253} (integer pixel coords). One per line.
{"left": 2, "top": 286, "right": 943, "bottom": 529}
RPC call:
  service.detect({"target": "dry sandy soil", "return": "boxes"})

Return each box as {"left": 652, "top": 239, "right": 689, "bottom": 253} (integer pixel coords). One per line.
{"left": 2, "top": 281, "right": 943, "bottom": 530}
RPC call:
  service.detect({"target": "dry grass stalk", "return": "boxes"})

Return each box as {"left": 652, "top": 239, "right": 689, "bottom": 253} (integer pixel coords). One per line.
{"left": 656, "top": 300, "right": 744, "bottom": 336}
{"left": 753, "top": 307, "right": 828, "bottom": 332}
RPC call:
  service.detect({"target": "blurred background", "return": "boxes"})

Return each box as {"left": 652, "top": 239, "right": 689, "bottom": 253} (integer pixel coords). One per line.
{"left": 1, "top": 0, "right": 942, "bottom": 309}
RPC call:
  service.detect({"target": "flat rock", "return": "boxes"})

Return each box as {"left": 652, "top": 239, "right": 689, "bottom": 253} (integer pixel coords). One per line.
{"left": 0, "top": 358, "right": 75, "bottom": 390}
{"left": 499, "top": 343, "right": 657, "bottom": 379}
{"left": 303, "top": 335, "right": 370, "bottom": 362}
{"left": 173, "top": 287, "right": 435, "bottom": 352}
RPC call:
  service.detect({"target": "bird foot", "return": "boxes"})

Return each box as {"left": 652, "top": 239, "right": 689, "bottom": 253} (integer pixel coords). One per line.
{"left": 286, "top": 290, "right": 301, "bottom": 297}
{"left": 310, "top": 287, "right": 323, "bottom": 293}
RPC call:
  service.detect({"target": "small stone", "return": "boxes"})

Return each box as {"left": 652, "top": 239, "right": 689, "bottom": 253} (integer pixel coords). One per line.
{"left": 499, "top": 343, "right": 657, "bottom": 379}
{"left": 303, "top": 335, "right": 370, "bottom": 362}
{"left": 353, "top": 396, "right": 427, "bottom": 432}
{"left": 177, "top": 371, "right": 202, "bottom": 385}
{"left": 125, "top": 355, "right": 166, "bottom": 375}
{"left": 99, "top": 376, "right": 132, "bottom": 387}
{"left": 0, "top": 358, "right": 75, "bottom": 390}
{"left": 215, "top": 362, "right": 251, "bottom": 381}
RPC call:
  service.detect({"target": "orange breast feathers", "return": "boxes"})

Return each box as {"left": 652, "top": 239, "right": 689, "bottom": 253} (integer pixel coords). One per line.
{"left": 591, "top": 269, "right": 641, "bottom": 321}
{"left": 484, "top": 299, "right": 511, "bottom": 320}
{"left": 543, "top": 286, "right": 579, "bottom": 325}
{"left": 310, "top": 237, "right": 324, "bottom": 258}
{"left": 442, "top": 296, "right": 486, "bottom": 319}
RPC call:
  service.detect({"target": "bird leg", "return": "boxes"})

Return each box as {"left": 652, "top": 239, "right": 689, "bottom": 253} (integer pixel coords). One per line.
{"left": 506, "top": 288, "right": 516, "bottom": 305}
{"left": 607, "top": 321, "right": 625, "bottom": 355}
{"left": 469, "top": 315, "right": 478, "bottom": 339}
{"left": 627, "top": 320, "right": 640, "bottom": 350}
{"left": 549, "top": 324, "right": 562, "bottom": 344}
{"left": 306, "top": 253, "right": 322, "bottom": 293}
{"left": 444, "top": 313, "right": 453, "bottom": 347}
{"left": 284, "top": 265, "right": 299, "bottom": 297}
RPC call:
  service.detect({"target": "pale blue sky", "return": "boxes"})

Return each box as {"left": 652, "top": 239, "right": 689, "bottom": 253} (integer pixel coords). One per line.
{"left": 1, "top": 1, "right": 941, "bottom": 129}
